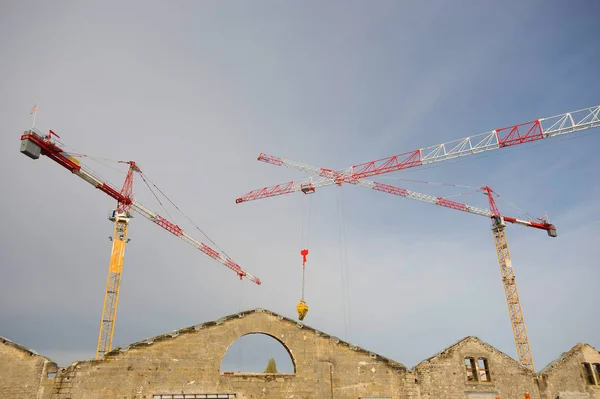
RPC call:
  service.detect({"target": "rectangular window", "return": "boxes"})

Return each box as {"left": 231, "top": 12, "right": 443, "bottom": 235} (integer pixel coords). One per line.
{"left": 593, "top": 364, "right": 600, "bottom": 385}
{"left": 582, "top": 362, "right": 595, "bottom": 385}
{"left": 477, "top": 358, "right": 491, "bottom": 382}
{"left": 465, "top": 357, "right": 478, "bottom": 382}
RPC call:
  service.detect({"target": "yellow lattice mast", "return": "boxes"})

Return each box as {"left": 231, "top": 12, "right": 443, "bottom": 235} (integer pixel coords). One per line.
{"left": 484, "top": 187, "right": 555, "bottom": 372}
{"left": 95, "top": 161, "right": 138, "bottom": 358}
{"left": 491, "top": 216, "right": 534, "bottom": 371}
{"left": 96, "top": 211, "right": 132, "bottom": 358}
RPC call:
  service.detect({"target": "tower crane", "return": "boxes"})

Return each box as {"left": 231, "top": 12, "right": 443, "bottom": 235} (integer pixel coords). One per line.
{"left": 233, "top": 103, "right": 600, "bottom": 371}
{"left": 238, "top": 153, "right": 557, "bottom": 371}
{"left": 19, "top": 128, "right": 261, "bottom": 359}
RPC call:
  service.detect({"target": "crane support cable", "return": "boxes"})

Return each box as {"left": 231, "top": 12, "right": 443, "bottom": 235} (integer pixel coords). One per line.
{"left": 377, "top": 176, "right": 478, "bottom": 189}
{"left": 496, "top": 195, "right": 537, "bottom": 221}
{"left": 139, "top": 172, "right": 234, "bottom": 260}
{"left": 138, "top": 172, "right": 177, "bottom": 223}
{"left": 297, "top": 194, "right": 312, "bottom": 321}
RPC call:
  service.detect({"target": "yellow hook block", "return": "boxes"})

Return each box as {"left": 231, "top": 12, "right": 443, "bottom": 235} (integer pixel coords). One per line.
{"left": 297, "top": 300, "right": 308, "bottom": 321}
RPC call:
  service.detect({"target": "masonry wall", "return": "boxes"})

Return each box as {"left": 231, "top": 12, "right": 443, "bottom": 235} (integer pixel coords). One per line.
{"left": 48, "top": 310, "right": 416, "bottom": 399}
{"left": 0, "top": 338, "right": 55, "bottom": 399}
{"left": 414, "top": 337, "right": 540, "bottom": 399}
{"left": 538, "top": 345, "right": 600, "bottom": 399}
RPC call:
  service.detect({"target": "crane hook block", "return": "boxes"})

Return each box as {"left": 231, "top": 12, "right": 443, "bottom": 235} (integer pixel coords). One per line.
{"left": 300, "top": 249, "right": 309, "bottom": 265}
{"left": 297, "top": 300, "right": 308, "bottom": 320}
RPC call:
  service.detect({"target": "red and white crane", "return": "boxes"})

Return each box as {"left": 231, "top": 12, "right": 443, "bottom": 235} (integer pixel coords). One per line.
{"left": 20, "top": 127, "right": 261, "bottom": 358}
{"left": 238, "top": 152, "right": 555, "bottom": 371}
{"left": 234, "top": 103, "right": 600, "bottom": 372}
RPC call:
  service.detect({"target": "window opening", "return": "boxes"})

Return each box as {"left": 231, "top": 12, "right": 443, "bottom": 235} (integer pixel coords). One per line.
{"left": 221, "top": 333, "right": 295, "bottom": 374}
{"left": 465, "top": 357, "right": 477, "bottom": 382}
{"left": 478, "top": 358, "right": 491, "bottom": 382}
{"left": 593, "top": 364, "right": 600, "bottom": 385}
{"left": 582, "top": 362, "right": 596, "bottom": 385}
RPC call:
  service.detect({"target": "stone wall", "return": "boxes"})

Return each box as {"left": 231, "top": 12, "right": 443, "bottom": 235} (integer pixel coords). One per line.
{"left": 538, "top": 344, "right": 600, "bottom": 399}
{"left": 0, "top": 336, "right": 56, "bottom": 399}
{"left": 49, "top": 309, "right": 415, "bottom": 399}
{"left": 2, "top": 309, "right": 599, "bottom": 399}
{"left": 414, "top": 336, "right": 539, "bottom": 399}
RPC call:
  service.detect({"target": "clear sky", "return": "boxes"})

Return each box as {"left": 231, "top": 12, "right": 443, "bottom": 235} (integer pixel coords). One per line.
{"left": 0, "top": 0, "right": 598, "bottom": 372}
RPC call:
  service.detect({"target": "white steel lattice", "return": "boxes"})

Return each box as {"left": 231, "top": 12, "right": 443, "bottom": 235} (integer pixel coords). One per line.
{"left": 236, "top": 105, "right": 600, "bottom": 203}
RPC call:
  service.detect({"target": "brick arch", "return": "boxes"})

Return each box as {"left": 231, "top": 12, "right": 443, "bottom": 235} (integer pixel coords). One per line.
{"left": 220, "top": 331, "right": 297, "bottom": 373}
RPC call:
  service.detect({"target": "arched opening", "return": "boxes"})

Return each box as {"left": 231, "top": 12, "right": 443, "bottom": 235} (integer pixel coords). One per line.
{"left": 220, "top": 333, "right": 295, "bottom": 374}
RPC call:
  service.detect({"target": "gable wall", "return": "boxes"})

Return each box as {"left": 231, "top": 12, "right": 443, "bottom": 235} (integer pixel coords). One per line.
{"left": 539, "top": 345, "right": 600, "bottom": 399}
{"left": 48, "top": 311, "right": 414, "bottom": 399}
{"left": 0, "top": 339, "right": 54, "bottom": 399}
{"left": 414, "top": 338, "right": 540, "bottom": 399}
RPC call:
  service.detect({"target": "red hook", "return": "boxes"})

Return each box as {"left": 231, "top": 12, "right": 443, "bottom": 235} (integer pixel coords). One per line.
{"left": 300, "top": 249, "right": 309, "bottom": 265}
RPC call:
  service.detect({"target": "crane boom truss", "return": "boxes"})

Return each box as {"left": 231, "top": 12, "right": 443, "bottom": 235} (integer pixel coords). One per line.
{"left": 352, "top": 104, "right": 600, "bottom": 179}
{"left": 236, "top": 104, "right": 600, "bottom": 203}
{"left": 238, "top": 153, "right": 557, "bottom": 234}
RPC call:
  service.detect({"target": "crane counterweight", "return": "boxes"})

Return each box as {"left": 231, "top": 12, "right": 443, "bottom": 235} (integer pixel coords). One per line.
{"left": 20, "top": 136, "right": 42, "bottom": 159}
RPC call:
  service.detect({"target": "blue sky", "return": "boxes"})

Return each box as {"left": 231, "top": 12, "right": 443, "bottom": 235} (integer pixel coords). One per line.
{"left": 0, "top": 1, "right": 598, "bottom": 372}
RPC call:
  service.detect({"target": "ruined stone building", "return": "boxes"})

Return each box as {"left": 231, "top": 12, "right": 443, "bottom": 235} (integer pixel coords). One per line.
{"left": 1, "top": 308, "right": 599, "bottom": 399}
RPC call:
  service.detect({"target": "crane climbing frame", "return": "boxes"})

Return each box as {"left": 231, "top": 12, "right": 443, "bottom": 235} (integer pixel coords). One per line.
{"left": 19, "top": 127, "right": 261, "bottom": 358}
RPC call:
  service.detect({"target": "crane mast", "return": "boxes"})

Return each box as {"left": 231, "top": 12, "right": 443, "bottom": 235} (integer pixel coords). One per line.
{"left": 98, "top": 211, "right": 130, "bottom": 358}
{"left": 491, "top": 218, "right": 533, "bottom": 370}
{"left": 485, "top": 186, "right": 535, "bottom": 371}
{"left": 19, "top": 127, "right": 261, "bottom": 359}
{"left": 97, "top": 160, "right": 138, "bottom": 358}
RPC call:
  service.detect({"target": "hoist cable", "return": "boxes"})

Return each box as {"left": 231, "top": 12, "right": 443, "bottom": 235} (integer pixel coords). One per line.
{"left": 336, "top": 188, "right": 351, "bottom": 340}
{"left": 138, "top": 173, "right": 176, "bottom": 223}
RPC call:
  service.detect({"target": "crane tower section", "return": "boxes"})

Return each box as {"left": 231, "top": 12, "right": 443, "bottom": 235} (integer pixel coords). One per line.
{"left": 491, "top": 216, "right": 534, "bottom": 371}
{"left": 97, "top": 211, "right": 131, "bottom": 358}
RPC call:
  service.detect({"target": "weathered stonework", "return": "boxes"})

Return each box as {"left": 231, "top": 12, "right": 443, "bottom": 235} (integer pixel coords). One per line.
{"left": 49, "top": 309, "right": 413, "bottom": 399}
{"left": 0, "top": 336, "right": 56, "bottom": 399}
{"left": 537, "top": 344, "right": 600, "bottom": 399}
{"left": 1, "top": 308, "right": 599, "bottom": 399}
{"left": 414, "top": 336, "right": 539, "bottom": 399}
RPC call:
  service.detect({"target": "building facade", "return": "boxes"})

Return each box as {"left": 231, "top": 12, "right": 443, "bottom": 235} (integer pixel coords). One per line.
{"left": 1, "top": 309, "right": 598, "bottom": 399}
